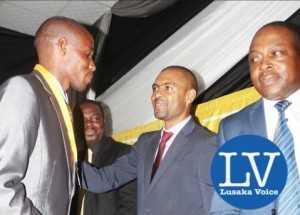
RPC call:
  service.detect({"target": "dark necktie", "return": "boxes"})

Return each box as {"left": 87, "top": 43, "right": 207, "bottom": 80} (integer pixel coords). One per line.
{"left": 274, "top": 100, "right": 300, "bottom": 214}
{"left": 151, "top": 131, "right": 173, "bottom": 181}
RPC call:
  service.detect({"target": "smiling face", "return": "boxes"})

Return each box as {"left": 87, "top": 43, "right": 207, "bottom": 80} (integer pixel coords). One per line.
{"left": 248, "top": 25, "right": 300, "bottom": 100}
{"left": 80, "top": 102, "right": 104, "bottom": 146}
{"left": 151, "top": 68, "right": 196, "bottom": 129}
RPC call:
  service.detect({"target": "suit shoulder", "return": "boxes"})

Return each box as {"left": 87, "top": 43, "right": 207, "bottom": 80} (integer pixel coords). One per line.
{"left": 1, "top": 74, "right": 35, "bottom": 93}
{"left": 189, "top": 124, "right": 217, "bottom": 153}
{"left": 0, "top": 74, "right": 40, "bottom": 127}
{"left": 137, "top": 130, "right": 159, "bottom": 139}
{"left": 222, "top": 100, "right": 261, "bottom": 125}
{"left": 109, "top": 137, "right": 132, "bottom": 150}
{"left": 0, "top": 74, "right": 40, "bottom": 105}
{"left": 195, "top": 123, "right": 215, "bottom": 137}
{"left": 131, "top": 130, "right": 160, "bottom": 149}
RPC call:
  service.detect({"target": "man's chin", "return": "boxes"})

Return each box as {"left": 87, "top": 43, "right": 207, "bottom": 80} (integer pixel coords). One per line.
{"left": 154, "top": 112, "right": 167, "bottom": 120}
{"left": 260, "top": 88, "right": 285, "bottom": 100}
{"left": 77, "top": 85, "right": 88, "bottom": 92}
{"left": 72, "top": 83, "right": 89, "bottom": 92}
{"left": 85, "top": 137, "right": 97, "bottom": 143}
{"left": 86, "top": 140, "right": 98, "bottom": 148}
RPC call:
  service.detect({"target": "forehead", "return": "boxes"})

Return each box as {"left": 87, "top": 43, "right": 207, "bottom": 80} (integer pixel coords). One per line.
{"left": 154, "top": 69, "right": 187, "bottom": 85}
{"left": 80, "top": 103, "right": 101, "bottom": 115}
{"left": 70, "top": 30, "right": 94, "bottom": 50}
{"left": 250, "top": 26, "right": 296, "bottom": 50}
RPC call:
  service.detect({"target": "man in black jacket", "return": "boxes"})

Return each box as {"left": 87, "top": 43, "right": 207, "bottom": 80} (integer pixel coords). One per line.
{"left": 76, "top": 99, "right": 137, "bottom": 215}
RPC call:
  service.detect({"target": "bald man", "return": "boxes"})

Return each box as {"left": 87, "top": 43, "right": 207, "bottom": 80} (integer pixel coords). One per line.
{"left": 80, "top": 66, "right": 217, "bottom": 215}
{"left": 210, "top": 22, "right": 300, "bottom": 214}
{"left": 0, "top": 16, "right": 95, "bottom": 214}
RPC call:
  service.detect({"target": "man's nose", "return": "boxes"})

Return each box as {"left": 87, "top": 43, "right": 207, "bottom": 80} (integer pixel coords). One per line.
{"left": 85, "top": 120, "right": 93, "bottom": 128}
{"left": 260, "top": 57, "right": 273, "bottom": 72}
{"left": 89, "top": 60, "right": 96, "bottom": 72}
{"left": 153, "top": 88, "right": 164, "bottom": 99}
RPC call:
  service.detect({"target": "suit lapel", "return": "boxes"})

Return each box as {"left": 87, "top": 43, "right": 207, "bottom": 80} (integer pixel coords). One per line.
{"left": 248, "top": 99, "right": 267, "bottom": 137}
{"left": 33, "top": 73, "right": 73, "bottom": 189}
{"left": 147, "top": 119, "right": 195, "bottom": 192}
{"left": 144, "top": 132, "right": 161, "bottom": 190}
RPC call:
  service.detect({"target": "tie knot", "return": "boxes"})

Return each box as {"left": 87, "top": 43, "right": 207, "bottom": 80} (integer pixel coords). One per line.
{"left": 274, "top": 100, "right": 291, "bottom": 113}
{"left": 161, "top": 131, "right": 173, "bottom": 143}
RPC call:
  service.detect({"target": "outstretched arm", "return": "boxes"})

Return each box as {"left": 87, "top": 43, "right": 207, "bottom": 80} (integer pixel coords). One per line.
{"left": 81, "top": 147, "right": 138, "bottom": 193}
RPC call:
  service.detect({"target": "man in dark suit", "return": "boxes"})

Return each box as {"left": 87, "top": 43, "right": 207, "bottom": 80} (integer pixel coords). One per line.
{"left": 80, "top": 66, "right": 217, "bottom": 215}
{"left": 0, "top": 16, "right": 95, "bottom": 214}
{"left": 210, "top": 22, "right": 300, "bottom": 215}
{"left": 76, "top": 100, "right": 136, "bottom": 215}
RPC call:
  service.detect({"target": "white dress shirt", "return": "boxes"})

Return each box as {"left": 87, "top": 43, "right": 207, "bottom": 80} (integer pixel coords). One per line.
{"left": 264, "top": 89, "right": 300, "bottom": 174}
{"left": 87, "top": 148, "right": 93, "bottom": 163}
{"left": 154, "top": 116, "right": 191, "bottom": 160}
{"left": 51, "top": 75, "right": 69, "bottom": 104}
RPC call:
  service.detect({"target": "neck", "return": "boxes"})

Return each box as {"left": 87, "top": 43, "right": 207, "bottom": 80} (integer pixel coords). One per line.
{"left": 38, "top": 62, "right": 69, "bottom": 91}
{"left": 87, "top": 137, "right": 103, "bottom": 148}
{"left": 164, "top": 115, "right": 190, "bottom": 130}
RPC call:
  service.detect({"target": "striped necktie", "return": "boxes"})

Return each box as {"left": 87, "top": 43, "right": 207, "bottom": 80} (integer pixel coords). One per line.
{"left": 274, "top": 100, "right": 300, "bottom": 214}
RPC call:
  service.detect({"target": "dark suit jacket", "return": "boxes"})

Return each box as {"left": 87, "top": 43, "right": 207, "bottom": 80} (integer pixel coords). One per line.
{"left": 81, "top": 118, "right": 217, "bottom": 215}
{"left": 0, "top": 72, "right": 76, "bottom": 214}
{"left": 210, "top": 100, "right": 277, "bottom": 215}
{"left": 83, "top": 136, "right": 137, "bottom": 215}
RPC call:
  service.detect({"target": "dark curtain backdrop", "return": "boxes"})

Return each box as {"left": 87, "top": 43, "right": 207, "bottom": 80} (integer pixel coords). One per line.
{"left": 0, "top": 27, "right": 36, "bottom": 84}
{"left": 93, "top": 0, "right": 213, "bottom": 95}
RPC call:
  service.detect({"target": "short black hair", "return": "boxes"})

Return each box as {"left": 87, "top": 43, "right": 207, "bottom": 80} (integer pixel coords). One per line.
{"left": 161, "top": 65, "right": 199, "bottom": 94}
{"left": 80, "top": 99, "right": 104, "bottom": 118}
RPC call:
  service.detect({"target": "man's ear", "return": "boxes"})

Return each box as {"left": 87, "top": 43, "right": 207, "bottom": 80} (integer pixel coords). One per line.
{"left": 186, "top": 89, "right": 197, "bottom": 104}
{"left": 57, "top": 37, "right": 67, "bottom": 56}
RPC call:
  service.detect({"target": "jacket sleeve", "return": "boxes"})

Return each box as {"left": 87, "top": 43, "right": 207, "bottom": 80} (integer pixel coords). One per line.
{"left": 0, "top": 77, "right": 41, "bottom": 214}
{"left": 81, "top": 146, "right": 138, "bottom": 193}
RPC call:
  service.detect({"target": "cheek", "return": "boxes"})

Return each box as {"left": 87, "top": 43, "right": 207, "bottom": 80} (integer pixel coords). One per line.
{"left": 284, "top": 62, "right": 298, "bottom": 81}
{"left": 95, "top": 123, "right": 104, "bottom": 131}
{"left": 275, "top": 62, "right": 287, "bottom": 73}
{"left": 250, "top": 70, "right": 259, "bottom": 85}
{"left": 79, "top": 60, "right": 87, "bottom": 72}
{"left": 170, "top": 95, "right": 184, "bottom": 109}
{"left": 83, "top": 57, "right": 92, "bottom": 69}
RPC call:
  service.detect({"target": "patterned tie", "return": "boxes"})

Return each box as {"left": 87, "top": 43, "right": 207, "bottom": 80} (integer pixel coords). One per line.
{"left": 274, "top": 100, "right": 300, "bottom": 214}
{"left": 151, "top": 131, "right": 173, "bottom": 181}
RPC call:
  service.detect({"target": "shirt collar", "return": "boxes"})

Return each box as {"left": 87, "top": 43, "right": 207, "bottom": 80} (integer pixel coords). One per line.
{"left": 288, "top": 89, "right": 300, "bottom": 107}
{"left": 36, "top": 64, "right": 69, "bottom": 104}
{"left": 263, "top": 89, "right": 300, "bottom": 108}
{"left": 163, "top": 115, "right": 191, "bottom": 136}
{"left": 52, "top": 76, "right": 69, "bottom": 104}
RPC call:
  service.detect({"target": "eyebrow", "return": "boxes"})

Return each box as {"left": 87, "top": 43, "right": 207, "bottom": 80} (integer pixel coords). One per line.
{"left": 152, "top": 81, "right": 176, "bottom": 87}
{"left": 249, "top": 50, "right": 260, "bottom": 54}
